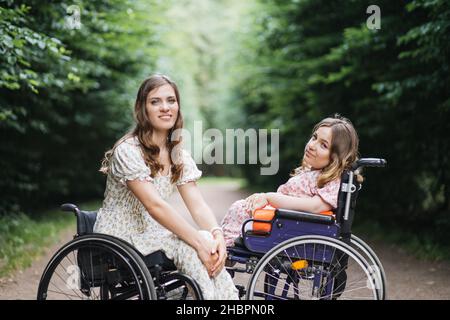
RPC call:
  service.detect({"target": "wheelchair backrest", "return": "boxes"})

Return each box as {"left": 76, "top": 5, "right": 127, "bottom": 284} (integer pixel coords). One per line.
{"left": 60, "top": 203, "right": 97, "bottom": 236}
{"left": 335, "top": 170, "right": 361, "bottom": 238}
{"left": 77, "top": 210, "right": 98, "bottom": 235}
{"left": 335, "top": 158, "right": 386, "bottom": 238}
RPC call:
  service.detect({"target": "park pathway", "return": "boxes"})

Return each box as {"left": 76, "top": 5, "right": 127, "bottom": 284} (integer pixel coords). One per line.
{"left": 1, "top": 181, "right": 450, "bottom": 299}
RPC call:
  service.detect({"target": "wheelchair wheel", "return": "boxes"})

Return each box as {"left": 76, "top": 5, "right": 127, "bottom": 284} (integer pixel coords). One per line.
{"left": 157, "top": 273, "right": 203, "bottom": 300}
{"left": 246, "top": 235, "right": 382, "bottom": 300}
{"left": 37, "top": 234, "right": 156, "bottom": 300}
{"left": 350, "top": 235, "right": 386, "bottom": 299}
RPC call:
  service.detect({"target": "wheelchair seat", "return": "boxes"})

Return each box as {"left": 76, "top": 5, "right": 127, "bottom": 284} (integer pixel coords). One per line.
{"left": 233, "top": 236, "right": 246, "bottom": 248}
{"left": 143, "top": 250, "right": 177, "bottom": 271}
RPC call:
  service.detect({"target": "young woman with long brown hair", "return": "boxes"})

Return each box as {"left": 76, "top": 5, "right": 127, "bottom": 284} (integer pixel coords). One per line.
{"left": 94, "top": 74, "right": 238, "bottom": 299}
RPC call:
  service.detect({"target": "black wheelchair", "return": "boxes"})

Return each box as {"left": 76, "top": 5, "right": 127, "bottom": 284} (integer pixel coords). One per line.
{"left": 226, "top": 158, "right": 387, "bottom": 300}
{"left": 36, "top": 204, "right": 203, "bottom": 300}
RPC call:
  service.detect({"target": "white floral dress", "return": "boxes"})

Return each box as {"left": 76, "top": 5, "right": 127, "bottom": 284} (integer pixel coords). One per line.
{"left": 94, "top": 136, "right": 238, "bottom": 300}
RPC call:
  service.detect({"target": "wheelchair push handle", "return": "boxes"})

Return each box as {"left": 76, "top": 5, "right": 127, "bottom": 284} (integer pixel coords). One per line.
{"left": 61, "top": 203, "right": 80, "bottom": 215}
{"left": 351, "top": 158, "right": 387, "bottom": 171}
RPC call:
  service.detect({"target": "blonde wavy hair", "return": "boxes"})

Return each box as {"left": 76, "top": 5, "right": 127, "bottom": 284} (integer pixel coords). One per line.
{"left": 291, "top": 114, "right": 361, "bottom": 188}
{"left": 100, "top": 74, "right": 184, "bottom": 184}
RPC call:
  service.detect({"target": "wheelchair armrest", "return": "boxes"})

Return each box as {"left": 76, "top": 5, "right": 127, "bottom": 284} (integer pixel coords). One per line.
{"left": 275, "top": 208, "right": 335, "bottom": 225}
{"left": 240, "top": 208, "right": 335, "bottom": 238}
{"left": 241, "top": 217, "right": 274, "bottom": 236}
{"left": 240, "top": 208, "right": 335, "bottom": 241}
{"left": 240, "top": 209, "right": 337, "bottom": 254}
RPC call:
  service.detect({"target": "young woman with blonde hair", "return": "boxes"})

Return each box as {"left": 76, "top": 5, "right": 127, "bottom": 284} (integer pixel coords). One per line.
{"left": 221, "top": 115, "right": 361, "bottom": 247}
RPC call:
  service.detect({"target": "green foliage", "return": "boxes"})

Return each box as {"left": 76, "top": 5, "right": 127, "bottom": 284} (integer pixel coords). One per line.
{"left": 234, "top": 0, "right": 450, "bottom": 245}
{"left": 151, "top": 0, "right": 258, "bottom": 176}
{"left": 1, "top": 0, "right": 449, "bottom": 252}
{"left": 0, "top": 210, "right": 73, "bottom": 277}
{"left": 0, "top": 0, "right": 161, "bottom": 215}
{"left": 0, "top": 200, "right": 100, "bottom": 277}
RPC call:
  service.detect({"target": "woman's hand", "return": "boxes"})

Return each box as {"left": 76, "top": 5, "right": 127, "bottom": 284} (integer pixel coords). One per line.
{"left": 196, "top": 239, "right": 219, "bottom": 278}
{"left": 244, "top": 193, "right": 269, "bottom": 214}
{"left": 210, "top": 231, "right": 227, "bottom": 277}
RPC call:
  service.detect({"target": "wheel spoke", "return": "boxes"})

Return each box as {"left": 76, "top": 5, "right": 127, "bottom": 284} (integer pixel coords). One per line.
{"left": 247, "top": 237, "right": 381, "bottom": 300}
{"left": 37, "top": 236, "right": 154, "bottom": 300}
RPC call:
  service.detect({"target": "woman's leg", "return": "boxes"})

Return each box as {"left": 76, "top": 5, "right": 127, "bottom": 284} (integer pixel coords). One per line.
{"left": 162, "top": 234, "right": 216, "bottom": 299}
{"left": 221, "top": 199, "right": 251, "bottom": 247}
{"left": 161, "top": 233, "right": 238, "bottom": 300}
{"left": 200, "top": 231, "right": 239, "bottom": 300}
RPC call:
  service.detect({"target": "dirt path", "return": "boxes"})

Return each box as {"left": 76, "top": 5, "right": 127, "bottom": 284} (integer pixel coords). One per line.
{"left": 1, "top": 181, "right": 449, "bottom": 299}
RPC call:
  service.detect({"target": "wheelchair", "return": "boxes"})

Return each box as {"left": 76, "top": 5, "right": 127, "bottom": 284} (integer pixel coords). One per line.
{"left": 226, "top": 158, "right": 387, "bottom": 300}
{"left": 36, "top": 204, "right": 203, "bottom": 300}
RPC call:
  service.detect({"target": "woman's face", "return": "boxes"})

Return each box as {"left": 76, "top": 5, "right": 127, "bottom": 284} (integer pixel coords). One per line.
{"left": 146, "top": 84, "right": 179, "bottom": 133}
{"left": 303, "top": 126, "right": 332, "bottom": 169}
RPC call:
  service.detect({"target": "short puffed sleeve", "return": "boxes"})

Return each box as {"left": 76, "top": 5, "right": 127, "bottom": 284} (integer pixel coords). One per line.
{"left": 110, "top": 139, "right": 153, "bottom": 185}
{"left": 316, "top": 178, "right": 341, "bottom": 209}
{"left": 176, "top": 149, "right": 202, "bottom": 186}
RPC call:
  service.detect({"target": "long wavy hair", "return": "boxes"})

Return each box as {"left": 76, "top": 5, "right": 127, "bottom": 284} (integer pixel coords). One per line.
{"left": 100, "top": 74, "right": 184, "bottom": 184}
{"left": 291, "top": 114, "right": 361, "bottom": 188}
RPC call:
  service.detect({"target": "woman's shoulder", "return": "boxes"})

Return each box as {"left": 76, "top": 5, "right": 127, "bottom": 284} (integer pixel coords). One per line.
{"left": 176, "top": 148, "right": 202, "bottom": 185}
{"left": 171, "top": 147, "right": 195, "bottom": 165}
{"left": 112, "top": 136, "right": 143, "bottom": 162}
{"left": 292, "top": 167, "right": 340, "bottom": 185}
{"left": 115, "top": 136, "right": 140, "bottom": 151}
{"left": 291, "top": 166, "right": 317, "bottom": 178}
{"left": 180, "top": 148, "right": 194, "bottom": 160}
{"left": 119, "top": 135, "right": 140, "bottom": 147}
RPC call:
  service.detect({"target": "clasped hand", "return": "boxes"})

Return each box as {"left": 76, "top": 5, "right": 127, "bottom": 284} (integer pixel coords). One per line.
{"left": 244, "top": 193, "right": 269, "bottom": 215}
{"left": 197, "top": 231, "right": 227, "bottom": 278}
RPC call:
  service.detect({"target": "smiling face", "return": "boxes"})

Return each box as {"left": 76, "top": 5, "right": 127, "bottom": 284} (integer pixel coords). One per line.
{"left": 145, "top": 84, "right": 179, "bottom": 133}
{"left": 303, "top": 125, "right": 332, "bottom": 169}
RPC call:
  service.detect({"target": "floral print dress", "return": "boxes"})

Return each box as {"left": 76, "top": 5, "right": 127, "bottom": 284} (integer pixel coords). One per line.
{"left": 94, "top": 136, "right": 238, "bottom": 300}
{"left": 221, "top": 167, "right": 341, "bottom": 247}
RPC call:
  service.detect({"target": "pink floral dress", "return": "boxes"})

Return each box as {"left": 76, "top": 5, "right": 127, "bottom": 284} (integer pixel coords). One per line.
{"left": 221, "top": 168, "right": 341, "bottom": 246}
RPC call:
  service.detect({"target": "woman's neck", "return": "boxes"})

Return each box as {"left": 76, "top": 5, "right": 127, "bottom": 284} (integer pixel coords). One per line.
{"left": 151, "top": 130, "right": 169, "bottom": 150}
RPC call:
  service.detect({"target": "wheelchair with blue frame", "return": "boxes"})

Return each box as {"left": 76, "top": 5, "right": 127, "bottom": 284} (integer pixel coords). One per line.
{"left": 36, "top": 204, "right": 203, "bottom": 300}
{"left": 226, "top": 158, "right": 387, "bottom": 300}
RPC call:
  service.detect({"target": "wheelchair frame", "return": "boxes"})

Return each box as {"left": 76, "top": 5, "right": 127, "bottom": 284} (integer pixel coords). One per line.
{"left": 36, "top": 158, "right": 386, "bottom": 300}
{"left": 36, "top": 204, "right": 203, "bottom": 300}
{"left": 226, "top": 158, "right": 387, "bottom": 300}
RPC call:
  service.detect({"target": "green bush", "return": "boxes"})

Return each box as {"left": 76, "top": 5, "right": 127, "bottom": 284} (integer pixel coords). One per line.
{"left": 232, "top": 0, "right": 450, "bottom": 245}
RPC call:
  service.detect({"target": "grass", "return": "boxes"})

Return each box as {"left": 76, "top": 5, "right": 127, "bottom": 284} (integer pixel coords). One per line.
{"left": 353, "top": 219, "right": 450, "bottom": 262}
{"left": 0, "top": 200, "right": 102, "bottom": 278}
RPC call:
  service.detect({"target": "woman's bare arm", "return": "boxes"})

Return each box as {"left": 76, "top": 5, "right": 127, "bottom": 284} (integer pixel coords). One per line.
{"left": 126, "top": 179, "right": 217, "bottom": 274}
{"left": 177, "top": 181, "right": 218, "bottom": 231}
{"left": 265, "top": 192, "right": 332, "bottom": 213}
{"left": 177, "top": 181, "right": 227, "bottom": 276}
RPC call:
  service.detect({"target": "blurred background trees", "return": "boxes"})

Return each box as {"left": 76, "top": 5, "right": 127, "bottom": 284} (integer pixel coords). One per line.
{"left": 1, "top": 0, "right": 449, "bottom": 247}
{"left": 0, "top": 0, "right": 162, "bottom": 214}
{"left": 234, "top": 0, "right": 450, "bottom": 246}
